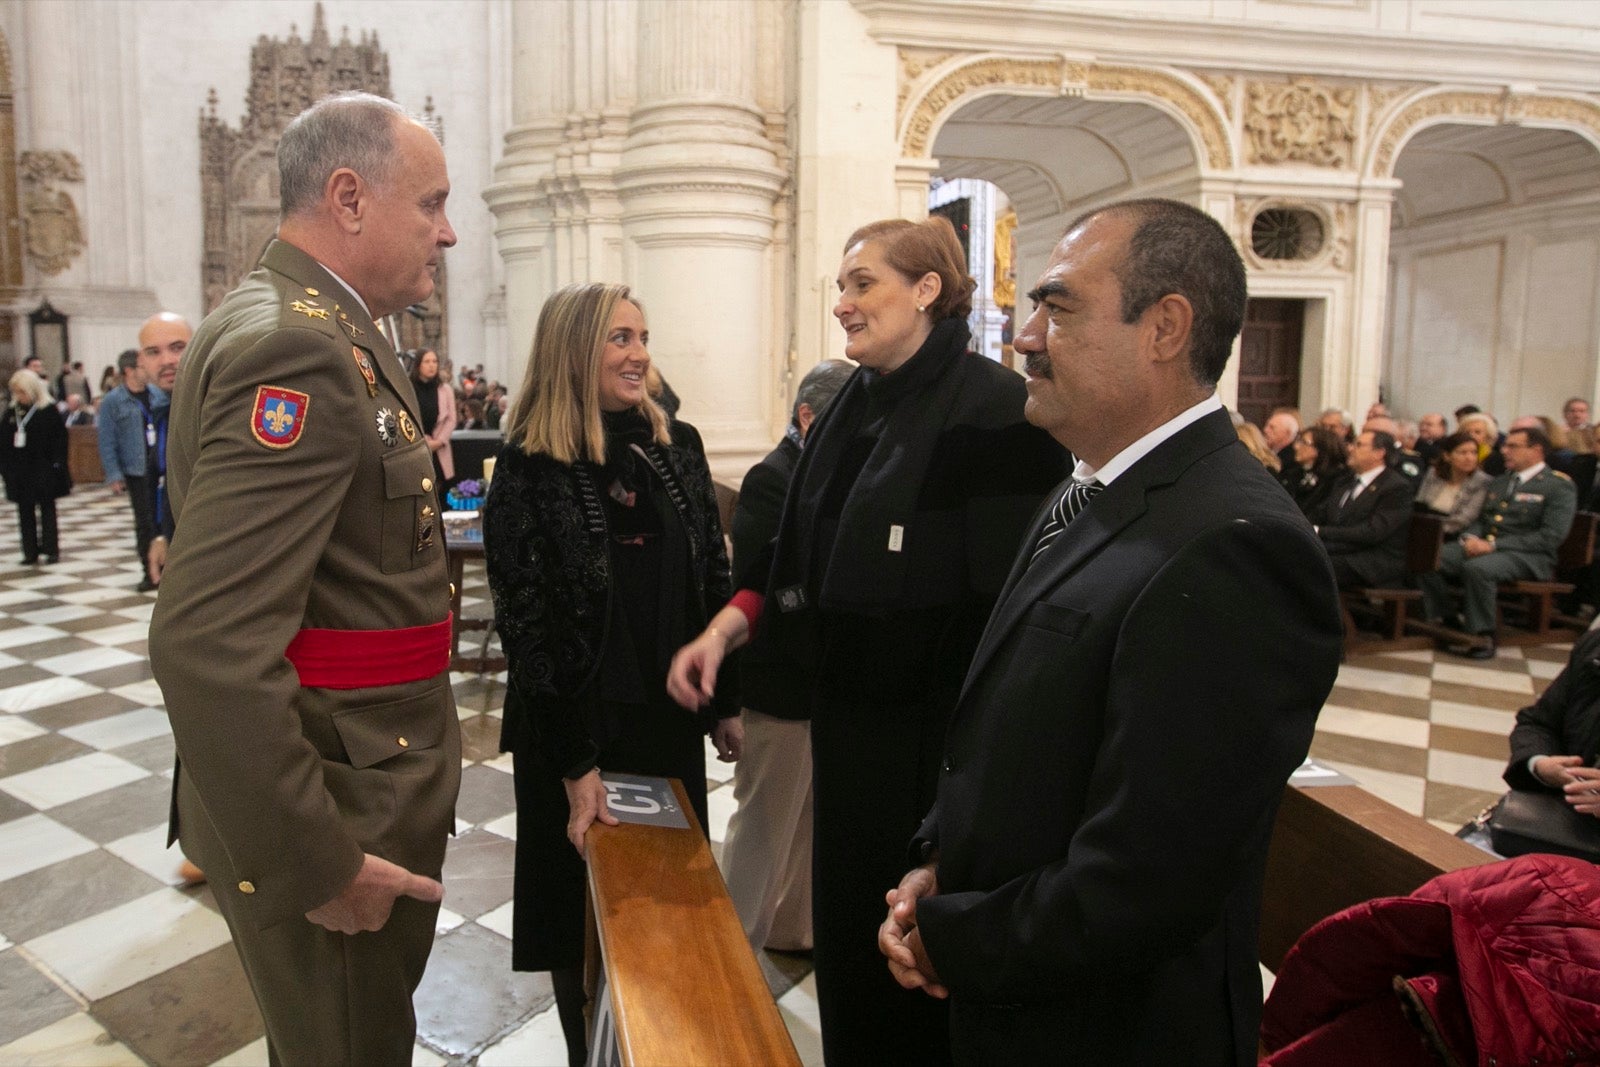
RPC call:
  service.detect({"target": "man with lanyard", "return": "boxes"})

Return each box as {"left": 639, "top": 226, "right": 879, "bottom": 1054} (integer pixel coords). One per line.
{"left": 95, "top": 348, "right": 166, "bottom": 590}
{"left": 135, "top": 312, "right": 191, "bottom": 588}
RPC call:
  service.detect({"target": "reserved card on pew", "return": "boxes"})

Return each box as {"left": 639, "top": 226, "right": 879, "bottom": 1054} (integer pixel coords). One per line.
{"left": 1289, "top": 758, "right": 1357, "bottom": 787}
{"left": 600, "top": 773, "right": 691, "bottom": 829}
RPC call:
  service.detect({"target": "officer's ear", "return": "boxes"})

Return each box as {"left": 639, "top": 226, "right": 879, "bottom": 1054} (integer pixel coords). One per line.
{"left": 327, "top": 167, "right": 365, "bottom": 235}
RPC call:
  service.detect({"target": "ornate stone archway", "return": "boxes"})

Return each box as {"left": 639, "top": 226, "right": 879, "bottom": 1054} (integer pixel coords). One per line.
{"left": 896, "top": 52, "right": 1233, "bottom": 172}
{"left": 1367, "top": 87, "right": 1600, "bottom": 180}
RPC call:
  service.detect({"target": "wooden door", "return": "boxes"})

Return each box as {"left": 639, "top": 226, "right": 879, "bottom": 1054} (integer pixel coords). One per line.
{"left": 1237, "top": 298, "right": 1304, "bottom": 427}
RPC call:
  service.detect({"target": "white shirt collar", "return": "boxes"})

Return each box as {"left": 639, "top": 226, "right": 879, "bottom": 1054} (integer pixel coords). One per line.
{"left": 314, "top": 261, "right": 371, "bottom": 320}
{"left": 1514, "top": 462, "right": 1546, "bottom": 484}
{"left": 1072, "top": 394, "right": 1224, "bottom": 487}
{"left": 1354, "top": 464, "right": 1385, "bottom": 490}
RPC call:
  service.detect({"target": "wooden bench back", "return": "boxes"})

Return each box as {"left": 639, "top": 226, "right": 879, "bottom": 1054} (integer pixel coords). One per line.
{"left": 1405, "top": 511, "right": 1446, "bottom": 574}
{"left": 1557, "top": 510, "right": 1598, "bottom": 571}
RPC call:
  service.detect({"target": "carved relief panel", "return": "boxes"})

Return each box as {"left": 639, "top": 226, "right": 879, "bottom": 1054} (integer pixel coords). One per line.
{"left": 19, "top": 151, "right": 85, "bottom": 276}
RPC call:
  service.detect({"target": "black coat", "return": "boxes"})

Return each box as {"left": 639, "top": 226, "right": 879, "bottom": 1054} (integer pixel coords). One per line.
{"left": 730, "top": 434, "right": 807, "bottom": 719}
{"left": 915, "top": 410, "right": 1342, "bottom": 1065}
{"left": 0, "top": 402, "right": 71, "bottom": 503}
{"left": 1506, "top": 627, "right": 1600, "bottom": 791}
{"left": 1307, "top": 466, "right": 1416, "bottom": 587}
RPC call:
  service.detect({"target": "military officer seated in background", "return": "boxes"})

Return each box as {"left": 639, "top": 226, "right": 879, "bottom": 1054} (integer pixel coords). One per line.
{"left": 1418, "top": 425, "right": 1577, "bottom": 660}
{"left": 148, "top": 91, "right": 460, "bottom": 1064}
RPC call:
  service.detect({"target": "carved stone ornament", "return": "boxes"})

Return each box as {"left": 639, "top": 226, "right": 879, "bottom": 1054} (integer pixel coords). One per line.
{"left": 19, "top": 150, "right": 85, "bottom": 276}
{"left": 1363, "top": 83, "right": 1425, "bottom": 139}
{"left": 1197, "top": 73, "right": 1236, "bottom": 121}
{"left": 1243, "top": 77, "right": 1357, "bottom": 168}
{"left": 1371, "top": 90, "right": 1600, "bottom": 176}
{"left": 992, "top": 208, "right": 1017, "bottom": 310}
{"left": 897, "top": 48, "right": 958, "bottom": 119}
{"left": 901, "top": 56, "right": 1230, "bottom": 170}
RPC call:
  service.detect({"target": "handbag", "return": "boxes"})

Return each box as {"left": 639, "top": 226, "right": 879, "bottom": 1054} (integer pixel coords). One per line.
{"left": 1487, "top": 788, "right": 1600, "bottom": 861}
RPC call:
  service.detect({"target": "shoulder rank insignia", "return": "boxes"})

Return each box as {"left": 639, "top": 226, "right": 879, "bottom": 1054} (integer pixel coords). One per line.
{"left": 375, "top": 408, "right": 398, "bottom": 446}
{"left": 352, "top": 347, "right": 378, "bottom": 397}
{"left": 337, "top": 307, "right": 364, "bottom": 338}
{"left": 251, "top": 386, "right": 310, "bottom": 449}
{"left": 290, "top": 299, "right": 330, "bottom": 321}
{"left": 397, "top": 409, "right": 418, "bottom": 443}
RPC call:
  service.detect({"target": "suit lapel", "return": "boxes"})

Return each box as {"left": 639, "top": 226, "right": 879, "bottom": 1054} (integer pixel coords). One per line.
{"left": 959, "top": 409, "right": 1238, "bottom": 695}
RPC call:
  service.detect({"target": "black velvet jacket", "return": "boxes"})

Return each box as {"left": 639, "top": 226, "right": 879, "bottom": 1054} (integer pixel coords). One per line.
{"left": 484, "top": 416, "right": 734, "bottom": 775}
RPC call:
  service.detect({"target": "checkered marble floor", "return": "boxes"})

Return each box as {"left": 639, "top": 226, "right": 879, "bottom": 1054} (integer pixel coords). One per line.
{"left": 0, "top": 487, "right": 1558, "bottom": 1065}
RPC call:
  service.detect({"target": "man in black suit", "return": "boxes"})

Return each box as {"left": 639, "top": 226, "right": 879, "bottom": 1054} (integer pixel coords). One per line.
{"left": 1308, "top": 428, "right": 1415, "bottom": 588}
{"left": 878, "top": 199, "right": 1343, "bottom": 1065}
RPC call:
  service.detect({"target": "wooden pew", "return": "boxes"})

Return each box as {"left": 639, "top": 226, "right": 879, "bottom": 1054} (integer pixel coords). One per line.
{"left": 1498, "top": 509, "right": 1597, "bottom": 640}
{"left": 584, "top": 778, "right": 801, "bottom": 1067}
{"left": 1340, "top": 512, "right": 1445, "bottom": 654}
{"left": 67, "top": 424, "right": 103, "bottom": 486}
{"left": 1259, "top": 783, "right": 1495, "bottom": 971}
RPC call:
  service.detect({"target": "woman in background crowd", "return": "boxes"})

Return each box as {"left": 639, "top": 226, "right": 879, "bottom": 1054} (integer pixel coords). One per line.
{"left": 1280, "top": 425, "right": 1348, "bottom": 519}
{"left": 1236, "top": 420, "right": 1282, "bottom": 473}
{"left": 668, "top": 216, "right": 1068, "bottom": 1065}
{"left": 410, "top": 348, "right": 456, "bottom": 492}
{"left": 0, "top": 370, "right": 70, "bottom": 564}
{"left": 98, "top": 363, "right": 117, "bottom": 396}
{"left": 1415, "top": 431, "right": 1492, "bottom": 538}
{"left": 484, "top": 283, "right": 737, "bottom": 1067}
{"left": 1459, "top": 411, "right": 1504, "bottom": 477}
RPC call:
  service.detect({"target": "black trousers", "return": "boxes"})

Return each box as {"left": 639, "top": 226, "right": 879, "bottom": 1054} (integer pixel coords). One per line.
{"left": 15, "top": 497, "right": 58, "bottom": 561}
{"left": 123, "top": 473, "right": 157, "bottom": 565}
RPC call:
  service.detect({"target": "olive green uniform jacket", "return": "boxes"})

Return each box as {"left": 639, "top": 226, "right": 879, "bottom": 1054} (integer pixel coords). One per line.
{"left": 149, "top": 239, "right": 460, "bottom": 930}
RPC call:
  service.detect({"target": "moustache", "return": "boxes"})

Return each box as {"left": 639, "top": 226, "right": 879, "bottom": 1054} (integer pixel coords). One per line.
{"left": 1023, "top": 352, "right": 1052, "bottom": 379}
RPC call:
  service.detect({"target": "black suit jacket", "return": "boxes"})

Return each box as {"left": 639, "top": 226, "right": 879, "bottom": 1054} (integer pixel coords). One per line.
{"left": 730, "top": 435, "right": 808, "bottom": 720}
{"left": 1308, "top": 466, "right": 1415, "bottom": 587}
{"left": 914, "top": 409, "right": 1342, "bottom": 1065}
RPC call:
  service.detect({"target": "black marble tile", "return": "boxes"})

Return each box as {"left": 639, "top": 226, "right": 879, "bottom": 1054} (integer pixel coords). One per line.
{"left": 110, "top": 733, "right": 177, "bottom": 773}
{"left": 93, "top": 942, "right": 263, "bottom": 1067}
{"left": 0, "top": 949, "right": 80, "bottom": 1046}
{"left": 0, "top": 732, "right": 93, "bottom": 776}
{"left": 440, "top": 829, "right": 516, "bottom": 920}
{"left": 0, "top": 850, "right": 163, "bottom": 943}
{"left": 49, "top": 775, "right": 172, "bottom": 845}
{"left": 23, "top": 692, "right": 141, "bottom": 731}
{"left": 413, "top": 922, "right": 551, "bottom": 1061}
{"left": 0, "top": 663, "right": 57, "bottom": 690}
{"left": 76, "top": 661, "right": 156, "bottom": 690}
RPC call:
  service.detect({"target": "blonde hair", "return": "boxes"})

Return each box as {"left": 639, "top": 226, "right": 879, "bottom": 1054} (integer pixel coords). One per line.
{"left": 504, "top": 283, "right": 669, "bottom": 465}
{"left": 1235, "top": 421, "right": 1282, "bottom": 472}
{"left": 8, "top": 369, "right": 50, "bottom": 408}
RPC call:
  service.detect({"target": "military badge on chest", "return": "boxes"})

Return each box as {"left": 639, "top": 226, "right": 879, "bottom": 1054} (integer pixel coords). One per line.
{"left": 352, "top": 347, "right": 378, "bottom": 398}
{"left": 376, "top": 408, "right": 398, "bottom": 447}
{"left": 397, "top": 409, "right": 418, "bottom": 443}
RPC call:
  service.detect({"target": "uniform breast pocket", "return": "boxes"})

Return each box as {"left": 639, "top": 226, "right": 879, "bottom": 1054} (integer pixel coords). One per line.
{"left": 380, "top": 444, "right": 441, "bottom": 574}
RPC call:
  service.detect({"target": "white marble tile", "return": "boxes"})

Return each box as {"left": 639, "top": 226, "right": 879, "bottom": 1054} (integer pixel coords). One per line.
{"left": 0, "top": 814, "right": 96, "bottom": 883}
{"left": 776, "top": 971, "right": 824, "bottom": 1067}
{"left": 435, "top": 907, "right": 466, "bottom": 934}
{"left": 17, "top": 604, "right": 104, "bottom": 626}
{"left": 110, "top": 679, "right": 165, "bottom": 707}
{"left": 1315, "top": 703, "right": 1431, "bottom": 748}
{"left": 706, "top": 783, "right": 738, "bottom": 844}
{"left": 477, "top": 899, "right": 514, "bottom": 940}
{"left": 482, "top": 751, "right": 514, "bottom": 774}
{"left": 1317, "top": 759, "right": 1427, "bottom": 816}
{"left": 0, "top": 650, "right": 20, "bottom": 671}
{"left": 480, "top": 811, "right": 516, "bottom": 841}
{"left": 104, "top": 824, "right": 192, "bottom": 887}
{"left": 0, "top": 625, "right": 68, "bottom": 652}
{"left": 25, "top": 888, "right": 233, "bottom": 1000}
{"left": 412, "top": 1044, "right": 447, "bottom": 1067}
{"left": 0, "top": 1013, "right": 143, "bottom": 1066}
{"left": 75, "top": 621, "right": 154, "bottom": 647}
{"left": 0, "top": 751, "right": 149, "bottom": 809}
{"left": 1335, "top": 663, "right": 1432, "bottom": 699}
{"left": 477, "top": 1006, "right": 569, "bottom": 1067}
{"left": 60, "top": 708, "right": 171, "bottom": 750}
{"left": 0, "top": 931, "right": 11, "bottom": 951}
{"left": 1427, "top": 748, "right": 1508, "bottom": 793}
{"left": 47, "top": 558, "right": 110, "bottom": 574}
{"left": 0, "top": 677, "right": 104, "bottom": 714}
{"left": 0, "top": 588, "right": 48, "bottom": 607}
{"left": 1526, "top": 657, "right": 1566, "bottom": 681}
{"left": 36, "top": 646, "right": 145, "bottom": 677}
{"left": 209, "top": 1036, "right": 267, "bottom": 1067}
{"left": 0, "top": 715, "right": 47, "bottom": 746}
{"left": 6, "top": 573, "right": 81, "bottom": 591}
{"left": 1432, "top": 661, "right": 1535, "bottom": 694}
{"left": 55, "top": 587, "right": 139, "bottom": 606}
{"left": 1431, "top": 700, "right": 1517, "bottom": 735}
{"left": 112, "top": 603, "right": 156, "bottom": 622}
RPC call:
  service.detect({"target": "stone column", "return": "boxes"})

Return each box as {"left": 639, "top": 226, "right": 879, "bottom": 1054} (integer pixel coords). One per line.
{"left": 618, "top": 0, "right": 786, "bottom": 472}
{"left": 1346, "top": 183, "right": 1400, "bottom": 415}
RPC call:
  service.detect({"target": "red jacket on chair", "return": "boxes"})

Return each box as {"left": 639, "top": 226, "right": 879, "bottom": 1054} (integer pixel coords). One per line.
{"left": 1261, "top": 853, "right": 1600, "bottom": 1066}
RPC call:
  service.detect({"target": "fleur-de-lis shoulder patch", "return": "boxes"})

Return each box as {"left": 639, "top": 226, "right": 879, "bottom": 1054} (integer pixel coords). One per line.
{"left": 251, "top": 386, "right": 310, "bottom": 450}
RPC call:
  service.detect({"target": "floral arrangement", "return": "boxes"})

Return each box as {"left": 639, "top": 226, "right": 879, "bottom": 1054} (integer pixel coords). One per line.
{"left": 446, "top": 479, "right": 484, "bottom": 511}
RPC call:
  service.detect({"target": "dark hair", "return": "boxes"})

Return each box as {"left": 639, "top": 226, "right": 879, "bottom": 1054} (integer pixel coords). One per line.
{"left": 1431, "top": 431, "right": 1479, "bottom": 479}
{"left": 116, "top": 349, "right": 140, "bottom": 372}
{"left": 792, "top": 359, "right": 855, "bottom": 427}
{"left": 1068, "top": 198, "right": 1246, "bottom": 388}
{"left": 1301, "top": 426, "right": 1348, "bottom": 477}
{"left": 1365, "top": 429, "right": 1397, "bottom": 459}
{"left": 1454, "top": 403, "right": 1481, "bottom": 421}
{"left": 843, "top": 216, "right": 976, "bottom": 320}
{"left": 1508, "top": 425, "right": 1551, "bottom": 456}
{"left": 408, "top": 348, "right": 439, "bottom": 386}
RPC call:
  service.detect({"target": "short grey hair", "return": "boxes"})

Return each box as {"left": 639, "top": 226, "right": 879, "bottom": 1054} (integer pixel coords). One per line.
{"left": 278, "top": 91, "right": 413, "bottom": 218}
{"left": 793, "top": 359, "right": 854, "bottom": 425}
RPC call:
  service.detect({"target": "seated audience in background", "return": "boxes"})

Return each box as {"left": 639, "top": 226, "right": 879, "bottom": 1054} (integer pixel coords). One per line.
{"left": 1318, "top": 407, "right": 1355, "bottom": 444}
{"left": 1363, "top": 414, "right": 1424, "bottom": 484}
{"left": 1415, "top": 412, "right": 1449, "bottom": 464}
{"left": 1236, "top": 421, "right": 1281, "bottom": 473}
{"left": 1504, "top": 625, "right": 1600, "bottom": 813}
{"left": 1458, "top": 411, "right": 1505, "bottom": 477}
{"left": 1307, "top": 429, "right": 1414, "bottom": 589}
{"left": 1262, "top": 407, "right": 1300, "bottom": 469}
{"left": 1279, "top": 425, "right": 1348, "bottom": 519}
{"left": 459, "top": 397, "right": 487, "bottom": 430}
{"left": 1365, "top": 401, "right": 1389, "bottom": 422}
{"left": 410, "top": 348, "right": 456, "bottom": 493}
{"left": 720, "top": 357, "right": 855, "bottom": 958}
{"left": 1512, "top": 414, "right": 1576, "bottom": 474}
{"left": 1563, "top": 397, "right": 1595, "bottom": 456}
{"left": 1397, "top": 418, "right": 1418, "bottom": 450}
{"left": 1418, "top": 426, "right": 1577, "bottom": 659}
{"left": 1414, "top": 431, "right": 1492, "bottom": 538}
{"left": 62, "top": 393, "right": 94, "bottom": 427}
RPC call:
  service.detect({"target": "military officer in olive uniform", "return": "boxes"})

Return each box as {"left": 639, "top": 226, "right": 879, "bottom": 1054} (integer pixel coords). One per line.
{"left": 1419, "top": 425, "right": 1577, "bottom": 659}
{"left": 148, "top": 92, "right": 460, "bottom": 1064}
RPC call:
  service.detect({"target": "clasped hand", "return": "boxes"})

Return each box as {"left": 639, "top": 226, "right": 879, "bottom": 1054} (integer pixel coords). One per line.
{"left": 877, "top": 862, "right": 947, "bottom": 999}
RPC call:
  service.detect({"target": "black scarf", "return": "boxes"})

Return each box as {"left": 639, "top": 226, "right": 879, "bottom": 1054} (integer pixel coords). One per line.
{"left": 766, "top": 316, "right": 972, "bottom": 618}
{"left": 414, "top": 377, "right": 440, "bottom": 436}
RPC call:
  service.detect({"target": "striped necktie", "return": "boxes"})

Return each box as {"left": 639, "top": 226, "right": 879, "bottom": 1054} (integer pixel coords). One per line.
{"left": 1031, "top": 480, "right": 1103, "bottom": 563}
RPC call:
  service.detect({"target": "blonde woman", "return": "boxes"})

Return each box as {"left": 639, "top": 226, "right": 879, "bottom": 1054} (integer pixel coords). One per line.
{"left": 0, "top": 369, "right": 70, "bottom": 564}
{"left": 482, "top": 283, "right": 735, "bottom": 1066}
{"left": 1236, "top": 420, "right": 1282, "bottom": 473}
